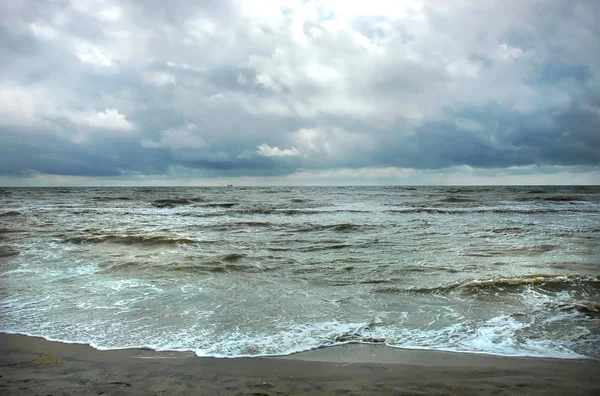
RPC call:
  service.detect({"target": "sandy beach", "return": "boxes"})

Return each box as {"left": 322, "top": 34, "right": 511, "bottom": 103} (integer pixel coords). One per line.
{"left": 1, "top": 333, "right": 599, "bottom": 395}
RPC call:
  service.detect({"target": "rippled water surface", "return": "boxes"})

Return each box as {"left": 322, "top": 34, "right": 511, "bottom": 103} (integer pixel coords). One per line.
{"left": 1, "top": 186, "right": 599, "bottom": 358}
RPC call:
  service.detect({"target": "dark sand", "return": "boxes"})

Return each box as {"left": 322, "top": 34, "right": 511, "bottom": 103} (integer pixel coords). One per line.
{"left": 1, "top": 333, "right": 599, "bottom": 395}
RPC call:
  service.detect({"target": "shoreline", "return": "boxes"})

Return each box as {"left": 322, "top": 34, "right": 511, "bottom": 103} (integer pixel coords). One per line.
{"left": 2, "top": 333, "right": 599, "bottom": 395}
{"left": 3, "top": 330, "right": 592, "bottom": 361}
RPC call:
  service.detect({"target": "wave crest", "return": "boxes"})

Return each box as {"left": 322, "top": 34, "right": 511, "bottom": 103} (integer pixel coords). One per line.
{"left": 409, "top": 274, "right": 600, "bottom": 295}
{"left": 62, "top": 232, "right": 195, "bottom": 246}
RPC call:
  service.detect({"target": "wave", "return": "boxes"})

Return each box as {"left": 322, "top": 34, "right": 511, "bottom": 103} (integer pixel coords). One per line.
{"left": 298, "top": 243, "right": 352, "bottom": 252}
{"left": 0, "top": 228, "right": 24, "bottom": 243}
{"left": 372, "top": 287, "right": 404, "bottom": 294}
{"left": 0, "top": 211, "right": 20, "bottom": 217}
{"left": 0, "top": 227, "right": 22, "bottom": 234}
{"left": 543, "top": 196, "right": 582, "bottom": 202}
{"left": 513, "top": 244, "right": 557, "bottom": 253}
{"left": 205, "top": 264, "right": 253, "bottom": 273}
{"left": 558, "top": 303, "right": 600, "bottom": 317}
{"left": 151, "top": 197, "right": 203, "bottom": 208}
{"left": 232, "top": 208, "right": 316, "bottom": 215}
{"left": 222, "top": 253, "right": 247, "bottom": 262}
{"left": 3, "top": 315, "right": 593, "bottom": 360}
{"left": 179, "top": 208, "right": 371, "bottom": 217}
{"left": 102, "top": 259, "right": 262, "bottom": 274}
{"left": 177, "top": 258, "right": 280, "bottom": 274}
{"left": 104, "top": 260, "right": 266, "bottom": 274}
{"left": 177, "top": 212, "right": 228, "bottom": 218}
{"left": 290, "top": 198, "right": 309, "bottom": 203}
{"left": 407, "top": 274, "right": 600, "bottom": 296}
{"left": 386, "top": 207, "right": 596, "bottom": 215}
{"left": 487, "top": 227, "right": 526, "bottom": 234}
{"left": 174, "top": 263, "right": 255, "bottom": 274}
{"left": 386, "top": 208, "right": 467, "bottom": 214}
{"left": 445, "top": 188, "right": 473, "bottom": 193}
{"left": 93, "top": 196, "right": 133, "bottom": 201}
{"left": 0, "top": 245, "right": 20, "bottom": 257}
{"left": 332, "top": 333, "right": 386, "bottom": 344}
{"left": 62, "top": 233, "right": 196, "bottom": 246}
{"left": 329, "top": 223, "right": 363, "bottom": 232}
{"left": 360, "top": 279, "right": 393, "bottom": 285}
{"left": 295, "top": 223, "right": 366, "bottom": 233}
{"left": 462, "top": 243, "right": 559, "bottom": 257}
{"left": 267, "top": 247, "right": 291, "bottom": 252}
{"left": 331, "top": 257, "right": 362, "bottom": 264}
{"left": 202, "top": 203, "right": 237, "bottom": 208}
{"left": 236, "top": 208, "right": 371, "bottom": 216}
{"left": 371, "top": 274, "right": 600, "bottom": 296}
{"left": 213, "top": 221, "right": 272, "bottom": 231}
{"left": 439, "top": 196, "right": 476, "bottom": 203}
{"left": 516, "top": 196, "right": 584, "bottom": 202}
{"left": 101, "top": 251, "right": 277, "bottom": 274}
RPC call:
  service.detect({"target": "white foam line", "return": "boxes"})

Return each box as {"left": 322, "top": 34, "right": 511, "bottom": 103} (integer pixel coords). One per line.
{"left": 1, "top": 329, "right": 593, "bottom": 361}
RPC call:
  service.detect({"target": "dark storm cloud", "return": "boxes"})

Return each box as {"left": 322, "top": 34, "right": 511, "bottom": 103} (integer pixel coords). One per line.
{"left": 0, "top": 129, "right": 123, "bottom": 177}
{"left": 0, "top": 0, "right": 599, "bottom": 183}
{"left": 0, "top": 126, "right": 173, "bottom": 177}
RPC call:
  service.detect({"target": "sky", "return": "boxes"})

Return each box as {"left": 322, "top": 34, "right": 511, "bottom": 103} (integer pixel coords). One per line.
{"left": 1, "top": 0, "right": 599, "bottom": 186}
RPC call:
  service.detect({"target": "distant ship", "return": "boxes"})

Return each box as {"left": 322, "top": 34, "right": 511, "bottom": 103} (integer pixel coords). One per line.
{"left": 226, "top": 184, "right": 234, "bottom": 187}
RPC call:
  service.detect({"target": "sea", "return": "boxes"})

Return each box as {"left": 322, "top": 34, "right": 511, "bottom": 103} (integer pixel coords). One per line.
{"left": 1, "top": 186, "right": 599, "bottom": 359}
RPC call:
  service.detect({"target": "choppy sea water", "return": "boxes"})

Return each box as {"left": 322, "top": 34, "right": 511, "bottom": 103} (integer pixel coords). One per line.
{"left": 1, "top": 186, "right": 599, "bottom": 359}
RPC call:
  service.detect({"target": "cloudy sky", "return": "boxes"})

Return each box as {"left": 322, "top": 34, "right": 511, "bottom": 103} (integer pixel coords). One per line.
{"left": 1, "top": 0, "right": 599, "bottom": 186}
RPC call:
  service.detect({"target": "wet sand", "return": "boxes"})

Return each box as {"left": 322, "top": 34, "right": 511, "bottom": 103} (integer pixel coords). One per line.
{"left": 1, "top": 333, "right": 599, "bottom": 395}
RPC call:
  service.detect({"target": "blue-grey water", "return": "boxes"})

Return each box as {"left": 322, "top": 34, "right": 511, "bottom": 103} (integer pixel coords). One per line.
{"left": 1, "top": 186, "right": 599, "bottom": 359}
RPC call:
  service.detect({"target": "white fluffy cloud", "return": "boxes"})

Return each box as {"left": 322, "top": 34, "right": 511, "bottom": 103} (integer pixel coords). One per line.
{"left": 76, "top": 47, "right": 114, "bottom": 67}
{"left": 257, "top": 144, "right": 301, "bottom": 157}
{"left": 29, "top": 23, "right": 57, "bottom": 40}
{"left": 67, "top": 109, "right": 135, "bottom": 131}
